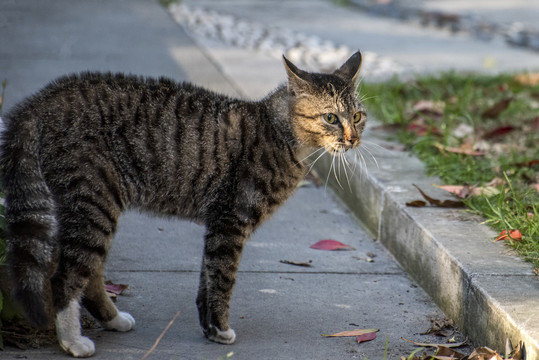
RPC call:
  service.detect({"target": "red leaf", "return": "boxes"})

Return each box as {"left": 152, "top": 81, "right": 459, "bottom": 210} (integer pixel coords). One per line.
{"left": 105, "top": 283, "right": 129, "bottom": 295}
{"left": 310, "top": 239, "right": 355, "bottom": 251}
{"left": 483, "top": 125, "right": 516, "bottom": 139}
{"left": 494, "top": 230, "right": 523, "bottom": 242}
{"left": 357, "top": 331, "right": 377, "bottom": 344}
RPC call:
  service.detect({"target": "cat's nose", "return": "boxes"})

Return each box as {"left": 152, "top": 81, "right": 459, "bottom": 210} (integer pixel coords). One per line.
{"left": 346, "top": 134, "right": 359, "bottom": 147}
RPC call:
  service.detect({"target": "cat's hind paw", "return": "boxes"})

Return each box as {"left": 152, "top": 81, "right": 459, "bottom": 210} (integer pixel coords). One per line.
{"left": 205, "top": 325, "right": 236, "bottom": 345}
{"left": 103, "top": 311, "right": 135, "bottom": 332}
{"left": 59, "top": 335, "right": 95, "bottom": 358}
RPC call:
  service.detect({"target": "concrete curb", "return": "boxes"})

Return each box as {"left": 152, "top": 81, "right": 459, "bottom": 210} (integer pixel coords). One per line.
{"left": 316, "top": 125, "right": 539, "bottom": 358}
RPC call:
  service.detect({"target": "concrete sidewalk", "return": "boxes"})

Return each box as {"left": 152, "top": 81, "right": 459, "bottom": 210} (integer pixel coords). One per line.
{"left": 170, "top": 0, "right": 539, "bottom": 358}
{"left": 0, "top": 1, "right": 470, "bottom": 359}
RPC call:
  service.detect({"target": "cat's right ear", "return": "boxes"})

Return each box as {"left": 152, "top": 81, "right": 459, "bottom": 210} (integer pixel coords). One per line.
{"left": 283, "top": 55, "right": 311, "bottom": 95}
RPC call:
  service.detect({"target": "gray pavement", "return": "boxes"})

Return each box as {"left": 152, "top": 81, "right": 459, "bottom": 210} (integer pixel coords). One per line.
{"left": 1, "top": 0, "right": 538, "bottom": 359}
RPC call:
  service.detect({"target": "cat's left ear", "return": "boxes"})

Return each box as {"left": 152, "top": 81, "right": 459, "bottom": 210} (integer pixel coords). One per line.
{"left": 283, "top": 55, "right": 312, "bottom": 94}
{"left": 333, "top": 51, "right": 362, "bottom": 85}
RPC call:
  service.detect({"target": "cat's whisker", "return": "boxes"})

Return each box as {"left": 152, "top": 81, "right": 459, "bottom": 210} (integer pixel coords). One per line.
{"left": 306, "top": 147, "right": 329, "bottom": 175}
{"left": 297, "top": 146, "right": 326, "bottom": 167}
{"left": 362, "top": 140, "right": 391, "bottom": 154}
{"left": 359, "top": 146, "right": 380, "bottom": 170}
{"left": 340, "top": 148, "right": 353, "bottom": 192}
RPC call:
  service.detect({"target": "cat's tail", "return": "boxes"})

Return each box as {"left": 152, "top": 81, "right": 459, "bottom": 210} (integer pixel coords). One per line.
{"left": 0, "top": 109, "right": 57, "bottom": 329}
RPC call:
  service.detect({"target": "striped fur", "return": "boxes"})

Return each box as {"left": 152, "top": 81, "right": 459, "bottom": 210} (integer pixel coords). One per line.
{"left": 0, "top": 52, "right": 365, "bottom": 356}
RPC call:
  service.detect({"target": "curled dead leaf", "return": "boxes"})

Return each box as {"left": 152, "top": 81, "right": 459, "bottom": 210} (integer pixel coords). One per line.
{"left": 468, "top": 346, "right": 503, "bottom": 360}
{"left": 406, "top": 200, "right": 427, "bottom": 207}
{"left": 412, "top": 184, "right": 465, "bottom": 208}
{"left": 494, "top": 229, "right": 523, "bottom": 242}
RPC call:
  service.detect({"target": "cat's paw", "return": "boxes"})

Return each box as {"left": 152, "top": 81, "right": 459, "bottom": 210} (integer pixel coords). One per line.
{"left": 205, "top": 325, "right": 236, "bottom": 345}
{"left": 103, "top": 311, "right": 135, "bottom": 332}
{"left": 59, "top": 335, "right": 95, "bottom": 358}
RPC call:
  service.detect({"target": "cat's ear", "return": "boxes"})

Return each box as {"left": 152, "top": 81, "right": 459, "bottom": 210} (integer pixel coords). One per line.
{"left": 283, "top": 55, "right": 312, "bottom": 95}
{"left": 333, "top": 51, "right": 362, "bottom": 85}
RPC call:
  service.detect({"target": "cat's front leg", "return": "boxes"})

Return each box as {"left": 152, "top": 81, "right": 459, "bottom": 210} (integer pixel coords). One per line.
{"left": 197, "top": 226, "right": 247, "bottom": 345}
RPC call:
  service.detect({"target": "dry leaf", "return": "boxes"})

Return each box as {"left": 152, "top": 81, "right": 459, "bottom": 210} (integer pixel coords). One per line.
{"left": 322, "top": 328, "right": 379, "bottom": 337}
{"left": 514, "top": 73, "right": 539, "bottom": 86}
{"left": 310, "top": 239, "right": 356, "bottom": 251}
{"left": 468, "top": 346, "right": 503, "bottom": 360}
{"left": 433, "top": 142, "right": 486, "bottom": 156}
{"left": 494, "top": 229, "right": 523, "bottom": 242}
{"left": 104, "top": 282, "right": 129, "bottom": 295}
{"left": 483, "top": 125, "right": 516, "bottom": 139}
{"left": 435, "top": 346, "right": 467, "bottom": 360}
{"left": 413, "top": 99, "right": 445, "bottom": 115}
{"left": 481, "top": 97, "right": 513, "bottom": 119}
{"left": 433, "top": 184, "right": 500, "bottom": 198}
{"left": 412, "top": 184, "right": 465, "bottom": 208}
{"left": 401, "top": 337, "right": 466, "bottom": 348}
{"left": 406, "top": 200, "right": 427, "bottom": 207}
{"left": 357, "top": 331, "right": 377, "bottom": 344}
{"left": 279, "top": 259, "right": 312, "bottom": 267}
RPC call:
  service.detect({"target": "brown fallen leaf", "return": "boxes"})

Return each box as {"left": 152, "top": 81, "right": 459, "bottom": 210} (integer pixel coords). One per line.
{"left": 435, "top": 345, "right": 467, "bottom": 360}
{"left": 481, "top": 97, "right": 513, "bottom": 119}
{"left": 433, "top": 184, "right": 499, "bottom": 198}
{"left": 494, "top": 229, "right": 523, "bottom": 242}
{"left": 413, "top": 99, "right": 445, "bottom": 115}
{"left": 468, "top": 346, "right": 503, "bottom": 360}
{"left": 514, "top": 73, "right": 539, "bottom": 86}
{"left": 279, "top": 259, "right": 312, "bottom": 267}
{"left": 406, "top": 200, "right": 427, "bottom": 207}
{"left": 433, "top": 142, "right": 486, "bottom": 156}
{"left": 401, "top": 337, "right": 466, "bottom": 348}
{"left": 310, "top": 239, "right": 356, "bottom": 251}
{"left": 322, "top": 328, "right": 379, "bottom": 337}
{"left": 412, "top": 184, "right": 465, "bottom": 208}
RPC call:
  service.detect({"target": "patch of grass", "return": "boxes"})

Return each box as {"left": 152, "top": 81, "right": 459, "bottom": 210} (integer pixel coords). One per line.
{"left": 362, "top": 71, "right": 539, "bottom": 268}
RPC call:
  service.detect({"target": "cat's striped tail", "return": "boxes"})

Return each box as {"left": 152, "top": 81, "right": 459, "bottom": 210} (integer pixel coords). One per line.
{"left": 0, "top": 109, "right": 57, "bottom": 329}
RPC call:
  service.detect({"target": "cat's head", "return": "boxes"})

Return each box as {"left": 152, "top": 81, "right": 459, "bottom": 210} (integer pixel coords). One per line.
{"left": 284, "top": 51, "right": 366, "bottom": 154}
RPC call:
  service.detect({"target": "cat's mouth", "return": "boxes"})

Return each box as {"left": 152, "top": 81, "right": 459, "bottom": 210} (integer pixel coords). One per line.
{"left": 325, "top": 141, "right": 360, "bottom": 154}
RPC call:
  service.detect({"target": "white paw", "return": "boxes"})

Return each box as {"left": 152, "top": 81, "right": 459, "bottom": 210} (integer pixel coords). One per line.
{"left": 59, "top": 335, "right": 95, "bottom": 358}
{"left": 207, "top": 326, "right": 236, "bottom": 345}
{"left": 103, "top": 311, "right": 135, "bottom": 332}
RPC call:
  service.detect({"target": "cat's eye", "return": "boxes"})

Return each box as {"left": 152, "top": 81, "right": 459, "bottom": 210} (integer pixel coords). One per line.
{"left": 353, "top": 112, "right": 365, "bottom": 124}
{"left": 323, "top": 113, "right": 338, "bottom": 124}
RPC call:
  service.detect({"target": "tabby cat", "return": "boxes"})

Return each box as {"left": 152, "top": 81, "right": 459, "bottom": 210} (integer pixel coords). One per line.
{"left": 0, "top": 51, "right": 366, "bottom": 357}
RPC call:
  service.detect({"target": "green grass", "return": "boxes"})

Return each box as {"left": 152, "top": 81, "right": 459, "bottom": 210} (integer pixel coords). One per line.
{"left": 362, "top": 72, "right": 539, "bottom": 268}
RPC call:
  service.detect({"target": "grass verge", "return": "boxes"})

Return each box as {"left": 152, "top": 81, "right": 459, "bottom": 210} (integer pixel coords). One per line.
{"left": 362, "top": 72, "right": 539, "bottom": 269}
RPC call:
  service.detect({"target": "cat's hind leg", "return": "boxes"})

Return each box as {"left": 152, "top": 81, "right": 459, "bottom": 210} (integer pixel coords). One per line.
{"left": 82, "top": 268, "right": 135, "bottom": 332}
{"left": 56, "top": 299, "right": 95, "bottom": 358}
